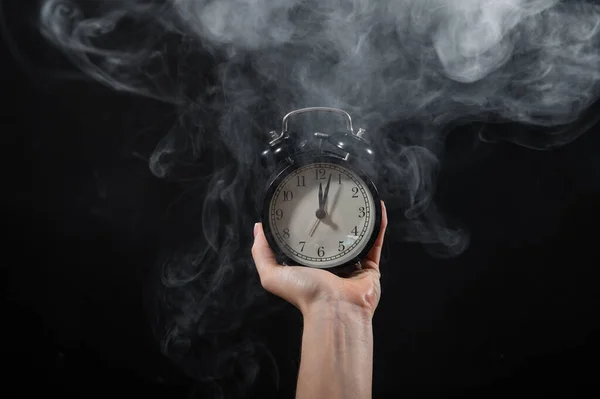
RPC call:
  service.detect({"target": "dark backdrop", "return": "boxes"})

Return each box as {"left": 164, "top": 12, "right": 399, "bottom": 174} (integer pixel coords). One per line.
{"left": 3, "top": 3, "right": 600, "bottom": 398}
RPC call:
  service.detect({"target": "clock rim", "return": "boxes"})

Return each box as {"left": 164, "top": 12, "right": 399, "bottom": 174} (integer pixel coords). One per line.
{"left": 261, "top": 152, "right": 382, "bottom": 273}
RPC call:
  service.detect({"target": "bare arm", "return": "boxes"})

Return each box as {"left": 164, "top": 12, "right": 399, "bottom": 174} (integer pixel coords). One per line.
{"left": 251, "top": 202, "right": 387, "bottom": 399}
{"left": 296, "top": 301, "right": 374, "bottom": 399}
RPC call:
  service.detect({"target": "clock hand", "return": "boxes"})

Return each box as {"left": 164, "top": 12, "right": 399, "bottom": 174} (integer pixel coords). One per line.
{"left": 322, "top": 174, "right": 332, "bottom": 211}
{"left": 321, "top": 185, "right": 341, "bottom": 230}
{"left": 310, "top": 181, "right": 326, "bottom": 236}
{"left": 318, "top": 181, "right": 323, "bottom": 209}
{"left": 311, "top": 179, "right": 339, "bottom": 235}
{"left": 308, "top": 217, "right": 321, "bottom": 237}
{"left": 316, "top": 180, "right": 326, "bottom": 220}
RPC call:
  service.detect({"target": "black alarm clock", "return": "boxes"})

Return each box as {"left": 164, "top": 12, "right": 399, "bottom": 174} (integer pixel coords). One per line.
{"left": 260, "top": 107, "right": 382, "bottom": 276}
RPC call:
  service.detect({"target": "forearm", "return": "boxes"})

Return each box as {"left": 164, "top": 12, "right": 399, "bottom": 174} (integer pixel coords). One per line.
{"left": 296, "top": 301, "right": 374, "bottom": 399}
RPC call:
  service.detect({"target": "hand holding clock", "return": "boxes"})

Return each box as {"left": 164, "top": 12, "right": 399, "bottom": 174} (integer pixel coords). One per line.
{"left": 252, "top": 200, "right": 387, "bottom": 319}
{"left": 256, "top": 110, "right": 380, "bottom": 398}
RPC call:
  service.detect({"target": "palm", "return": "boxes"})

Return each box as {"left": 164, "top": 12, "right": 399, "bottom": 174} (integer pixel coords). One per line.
{"left": 252, "top": 201, "right": 387, "bottom": 317}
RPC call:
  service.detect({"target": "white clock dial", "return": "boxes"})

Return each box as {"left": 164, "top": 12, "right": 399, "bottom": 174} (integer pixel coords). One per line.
{"left": 268, "top": 162, "right": 376, "bottom": 268}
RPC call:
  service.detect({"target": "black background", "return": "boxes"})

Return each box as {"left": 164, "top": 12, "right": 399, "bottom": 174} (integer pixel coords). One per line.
{"left": 3, "top": 2, "right": 600, "bottom": 398}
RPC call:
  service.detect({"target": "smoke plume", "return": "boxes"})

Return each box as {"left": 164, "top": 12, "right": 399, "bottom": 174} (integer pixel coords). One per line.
{"left": 36, "top": 0, "right": 600, "bottom": 395}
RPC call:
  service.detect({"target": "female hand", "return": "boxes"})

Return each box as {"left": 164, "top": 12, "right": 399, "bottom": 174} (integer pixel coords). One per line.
{"left": 251, "top": 201, "right": 388, "bottom": 319}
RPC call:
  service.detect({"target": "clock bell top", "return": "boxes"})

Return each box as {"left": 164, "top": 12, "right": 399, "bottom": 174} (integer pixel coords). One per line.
{"left": 262, "top": 107, "right": 375, "bottom": 165}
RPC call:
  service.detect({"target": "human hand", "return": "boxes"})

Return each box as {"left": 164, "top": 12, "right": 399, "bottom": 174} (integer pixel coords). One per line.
{"left": 251, "top": 201, "right": 388, "bottom": 320}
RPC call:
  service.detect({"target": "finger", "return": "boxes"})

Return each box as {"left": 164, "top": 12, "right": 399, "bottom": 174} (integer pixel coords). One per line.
{"left": 362, "top": 200, "right": 388, "bottom": 272}
{"left": 251, "top": 223, "right": 282, "bottom": 288}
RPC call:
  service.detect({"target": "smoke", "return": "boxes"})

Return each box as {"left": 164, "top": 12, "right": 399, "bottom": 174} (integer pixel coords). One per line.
{"left": 36, "top": 0, "right": 600, "bottom": 395}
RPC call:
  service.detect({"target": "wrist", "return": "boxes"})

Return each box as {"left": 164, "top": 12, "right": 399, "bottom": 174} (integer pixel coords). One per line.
{"left": 297, "top": 298, "right": 375, "bottom": 399}
{"left": 302, "top": 299, "right": 373, "bottom": 325}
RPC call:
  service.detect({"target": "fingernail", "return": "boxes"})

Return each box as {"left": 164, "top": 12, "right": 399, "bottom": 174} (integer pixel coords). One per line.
{"left": 253, "top": 223, "right": 259, "bottom": 237}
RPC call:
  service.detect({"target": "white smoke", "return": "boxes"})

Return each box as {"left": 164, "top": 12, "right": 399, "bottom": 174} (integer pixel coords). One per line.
{"left": 34, "top": 0, "right": 600, "bottom": 396}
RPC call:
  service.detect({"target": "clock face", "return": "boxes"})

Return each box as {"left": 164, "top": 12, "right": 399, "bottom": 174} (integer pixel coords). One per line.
{"left": 267, "top": 162, "right": 377, "bottom": 268}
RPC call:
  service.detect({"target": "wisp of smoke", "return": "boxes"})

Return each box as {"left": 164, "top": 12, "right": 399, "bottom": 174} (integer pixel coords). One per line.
{"left": 36, "top": 0, "right": 600, "bottom": 395}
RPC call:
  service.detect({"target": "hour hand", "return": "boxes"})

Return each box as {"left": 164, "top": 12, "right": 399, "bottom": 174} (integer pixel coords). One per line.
{"left": 316, "top": 182, "right": 326, "bottom": 219}
{"left": 318, "top": 182, "right": 323, "bottom": 209}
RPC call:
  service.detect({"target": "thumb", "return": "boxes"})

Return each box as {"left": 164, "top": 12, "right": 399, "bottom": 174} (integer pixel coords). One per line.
{"left": 251, "top": 223, "right": 283, "bottom": 290}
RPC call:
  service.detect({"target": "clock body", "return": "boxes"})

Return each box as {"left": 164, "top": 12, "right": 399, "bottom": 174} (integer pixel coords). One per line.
{"left": 261, "top": 153, "right": 381, "bottom": 274}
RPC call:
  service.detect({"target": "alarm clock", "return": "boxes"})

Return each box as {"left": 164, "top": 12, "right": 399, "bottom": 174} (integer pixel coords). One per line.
{"left": 260, "top": 107, "right": 382, "bottom": 276}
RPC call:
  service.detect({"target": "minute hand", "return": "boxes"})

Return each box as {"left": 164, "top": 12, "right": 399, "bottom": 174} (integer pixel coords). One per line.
{"left": 321, "top": 174, "right": 332, "bottom": 212}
